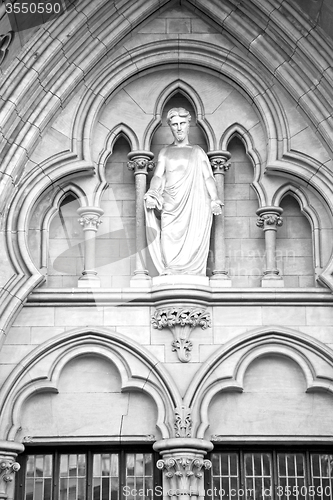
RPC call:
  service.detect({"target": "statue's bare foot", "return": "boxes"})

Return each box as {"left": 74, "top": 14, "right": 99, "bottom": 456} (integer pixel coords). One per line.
{"left": 161, "top": 269, "right": 172, "bottom": 276}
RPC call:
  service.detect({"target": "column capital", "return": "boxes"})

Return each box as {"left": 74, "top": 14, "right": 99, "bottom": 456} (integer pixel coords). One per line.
{"left": 77, "top": 207, "right": 104, "bottom": 231}
{"left": 256, "top": 206, "right": 283, "bottom": 230}
{"left": 154, "top": 439, "right": 213, "bottom": 499}
{"left": 127, "top": 150, "right": 154, "bottom": 175}
{"left": 207, "top": 150, "right": 231, "bottom": 174}
{"left": 0, "top": 441, "right": 24, "bottom": 500}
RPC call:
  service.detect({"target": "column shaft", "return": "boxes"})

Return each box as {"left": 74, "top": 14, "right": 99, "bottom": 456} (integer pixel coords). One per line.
{"left": 208, "top": 151, "right": 231, "bottom": 286}
{"left": 256, "top": 206, "right": 284, "bottom": 286}
{"left": 77, "top": 207, "right": 103, "bottom": 287}
{"left": 127, "top": 151, "right": 154, "bottom": 284}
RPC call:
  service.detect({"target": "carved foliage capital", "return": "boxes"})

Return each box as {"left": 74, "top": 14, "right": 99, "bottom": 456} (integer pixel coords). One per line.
{"left": 127, "top": 154, "right": 155, "bottom": 175}
{"left": 151, "top": 308, "right": 211, "bottom": 363}
{"left": 256, "top": 213, "right": 283, "bottom": 229}
{"left": 156, "top": 456, "right": 212, "bottom": 496}
{"left": 78, "top": 213, "right": 103, "bottom": 230}
{"left": 0, "top": 461, "right": 20, "bottom": 483}
{"left": 208, "top": 151, "right": 231, "bottom": 174}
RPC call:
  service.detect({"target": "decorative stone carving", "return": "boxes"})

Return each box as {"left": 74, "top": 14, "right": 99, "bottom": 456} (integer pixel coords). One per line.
{"left": 0, "top": 32, "right": 13, "bottom": 66}
{"left": 151, "top": 308, "right": 211, "bottom": 362}
{"left": 127, "top": 156, "right": 155, "bottom": 174}
{"left": 144, "top": 108, "right": 223, "bottom": 276}
{"left": 174, "top": 407, "right": 192, "bottom": 438}
{"left": 0, "top": 461, "right": 20, "bottom": 483}
{"left": 0, "top": 441, "right": 24, "bottom": 500}
{"left": 256, "top": 213, "right": 283, "bottom": 228}
{"left": 156, "top": 456, "right": 212, "bottom": 497}
{"left": 78, "top": 213, "right": 103, "bottom": 229}
{"left": 154, "top": 438, "right": 213, "bottom": 499}
{"left": 209, "top": 152, "right": 231, "bottom": 173}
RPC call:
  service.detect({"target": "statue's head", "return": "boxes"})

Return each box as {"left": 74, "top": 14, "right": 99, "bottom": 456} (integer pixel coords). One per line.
{"left": 166, "top": 107, "right": 191, "bottom": 143}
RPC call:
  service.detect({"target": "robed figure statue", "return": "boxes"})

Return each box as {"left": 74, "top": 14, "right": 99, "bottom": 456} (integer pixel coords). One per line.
{"left": 144, "top": 108, "right": 223, "bottom": 276}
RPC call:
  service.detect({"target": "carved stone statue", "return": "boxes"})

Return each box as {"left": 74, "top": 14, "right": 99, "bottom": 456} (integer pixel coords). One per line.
{"left": 144, "top": 107, "right": 223, "bottom": 275}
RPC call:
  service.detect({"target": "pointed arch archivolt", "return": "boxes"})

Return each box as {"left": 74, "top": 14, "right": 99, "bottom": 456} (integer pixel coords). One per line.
{"left": 183, "top": 326, "right": 333, "bottom": 438}
{"left": 143, "top": 79, "right": 216, "bottom": 150}
{"left": 0, "top": 327, "right": 182, "bottom": 442}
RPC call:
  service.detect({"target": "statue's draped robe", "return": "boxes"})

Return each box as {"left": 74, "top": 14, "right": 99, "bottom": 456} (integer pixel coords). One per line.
{"left": 145, "top": 145, "right": 213, "bottom": 275}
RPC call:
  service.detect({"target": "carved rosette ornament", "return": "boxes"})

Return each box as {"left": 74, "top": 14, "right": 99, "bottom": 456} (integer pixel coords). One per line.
{"left": 156, "top": 456, "right": 212, "bottom": 498}
{"left": 151, "top": 308, "right": 211, "bottom": 362}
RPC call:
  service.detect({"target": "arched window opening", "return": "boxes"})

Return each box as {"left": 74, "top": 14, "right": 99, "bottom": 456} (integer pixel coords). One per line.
{"left": 223, "top": 136, "right": 262, "bottom": 287}
{"left": 47, "top": 194, "right": 83, "bottom": 288}
{"left": 277, "top": 195, "right": 315, "bottom": 287}
{"left": 98, "top": 136, "right": 136, "bottom": 287}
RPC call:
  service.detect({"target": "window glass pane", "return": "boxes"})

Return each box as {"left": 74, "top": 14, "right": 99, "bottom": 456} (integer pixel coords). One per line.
{"left": 59, "top": 454, "right": 86, "bottom": 500}
{"left": 92, "top": 454, "right": 119, "bottom": 500}
{"left": 25, "top": 455, "right": 53, "bottom": 500}
{"left": 277, "top": 454, "right": 306, "bottom": 500}
{"left": 125, "top": 453, "right": 153, "bottom": 500}
{"left": 310, "top": 454, "right": 333, "bottom": 500}
{"left": 210, "top": 453, "right": 239, "bottom": 500}
{"left": 244, "top": 453, "right": 272, "bottom": 500}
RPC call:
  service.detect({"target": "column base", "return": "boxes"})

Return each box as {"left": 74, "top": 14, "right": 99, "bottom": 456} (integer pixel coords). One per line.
{"left": 210, "top": 274, "right": 232, "bottom": 287}
{"left": 78, "top": 271, "right": 100, "bottom": 288}
{"left": 261, "top": 276, "right": 284, "bottom": 287}
{"left": 130, "top": 270, "right": 152, "bottom": 288}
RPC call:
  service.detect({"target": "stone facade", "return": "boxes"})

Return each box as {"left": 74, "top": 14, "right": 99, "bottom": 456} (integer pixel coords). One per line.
{"left": 1, "top": 1, "right": 333, "bottom": 499}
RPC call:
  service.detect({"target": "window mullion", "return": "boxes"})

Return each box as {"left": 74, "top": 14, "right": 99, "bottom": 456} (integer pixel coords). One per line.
{"left": 53, "top": 451, "right": 60, "bottom": 500}
{"left": 86, "top": 451, "right": 92, "bottom": 500}
{"left": 272, "top": 450, "right": 278, "bottom": 500}
{"left": 119, "top": 450, "right": 126, "bottom": 500}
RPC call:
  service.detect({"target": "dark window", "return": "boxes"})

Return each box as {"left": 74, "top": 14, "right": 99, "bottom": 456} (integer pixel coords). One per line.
{"left": 208, "top": 449, "right": 333, "bottom": 500}
{"left": 16, "top": 447, "right": 161, "bottom": 500}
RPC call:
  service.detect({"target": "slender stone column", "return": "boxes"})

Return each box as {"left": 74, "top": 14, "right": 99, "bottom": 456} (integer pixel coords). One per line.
{"left": 0, "top": 441, "right": 24, "bottom": 500}
{"left": 127, "top": 150, "right": 154, "bottom": 286}
{"left": 207, "top": 150, "right": 232, "bottom": 287}
{"left": 256, "top": 206, "right": 284, "bottom": 287}
{"left": 77, "top": 207, "right": 104, "bottom": 287}
{"left": 154, "top": 438, "right": 213, "bottom": 500}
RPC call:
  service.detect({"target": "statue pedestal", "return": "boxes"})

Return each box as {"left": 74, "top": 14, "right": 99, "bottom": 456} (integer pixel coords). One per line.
{"left": 152, "top": 275, "right": 209, "bottom": 287}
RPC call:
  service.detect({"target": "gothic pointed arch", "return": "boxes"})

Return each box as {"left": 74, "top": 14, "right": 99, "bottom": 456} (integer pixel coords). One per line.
{"left": 0, "top": 327, "right": 183, "bottom": 442}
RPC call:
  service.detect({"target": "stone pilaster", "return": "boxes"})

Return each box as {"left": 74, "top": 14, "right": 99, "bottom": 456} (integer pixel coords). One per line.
{"left": 0, "top": 441, "right": 24, "bottom": 500}
{"left": 154, "top": 438, "right": 213, "bottom": 500}
{"left": 256, "top": 206, "right": 284, "bottom": 287}
{"left": 207, "top": 150, "right": 232, "bottom": 287}
{"left": 127, "top": 151, "right": 154, "bottom": 287}
{"left": 77, "top": 207, "right": 104, "bottom": 287}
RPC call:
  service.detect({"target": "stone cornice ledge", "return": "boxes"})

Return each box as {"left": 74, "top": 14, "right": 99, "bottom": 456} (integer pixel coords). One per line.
{"left": 26, "top": 286, "right": 333, "bottom": 306}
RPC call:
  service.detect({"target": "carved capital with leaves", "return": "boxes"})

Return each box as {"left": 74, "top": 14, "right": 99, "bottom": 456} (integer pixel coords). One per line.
{"left": 156, "top": 456, "right": 212, "bottom": 497}
{"left": 127, "top": 151, "right": 154, "bottom": 175}
{"left": 151, "top": 308, "right": 211, "bottom": 362}
{"left": 77, "top": 207, "right": 104, "bottom": 231}
{"left": 256, "top": 207, "right": 283, "bottom": 230}
{"left": 208, "top": 150, "right": 231, "bottom": 174}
